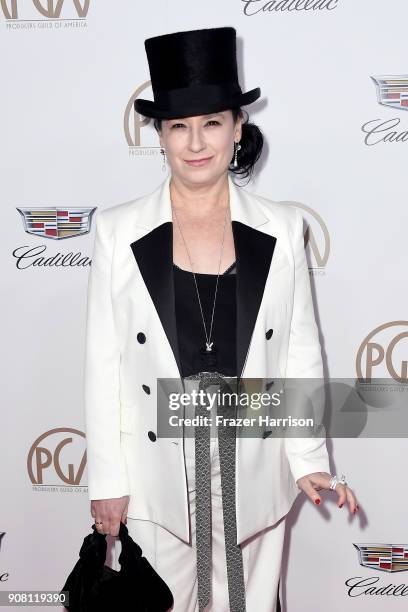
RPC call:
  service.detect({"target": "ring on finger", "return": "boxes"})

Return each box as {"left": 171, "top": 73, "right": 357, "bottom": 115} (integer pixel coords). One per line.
{"left": 329, "top": 474, "right": 347, "bottom": 490}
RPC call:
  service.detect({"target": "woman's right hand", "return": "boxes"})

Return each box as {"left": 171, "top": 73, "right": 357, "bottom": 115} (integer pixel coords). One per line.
{"left": 90, "top": 495, "right": 130, "bottom": 536}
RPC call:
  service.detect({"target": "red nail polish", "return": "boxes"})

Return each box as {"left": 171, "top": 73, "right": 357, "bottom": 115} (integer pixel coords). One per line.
{"left": 315, "top": 499, "right": 320, "bottom": 505}
{"left": 339, "top": 503, "right": 343, "bottom": 508}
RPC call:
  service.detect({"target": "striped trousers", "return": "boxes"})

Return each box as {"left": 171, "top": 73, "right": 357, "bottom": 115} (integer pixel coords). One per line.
{"left": 114, "top": 388, "right": 285, "bottom": 611}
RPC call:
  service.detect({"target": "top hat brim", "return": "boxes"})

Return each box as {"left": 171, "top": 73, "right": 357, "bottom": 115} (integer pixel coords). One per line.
{"left": 134, "top": 87, "right": 261, "bottom": 120}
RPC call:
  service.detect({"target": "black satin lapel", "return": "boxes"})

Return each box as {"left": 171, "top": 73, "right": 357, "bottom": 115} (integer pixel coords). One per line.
{"left": 129, "top": 220, "right": 276, "bottom": 382}
{"left": 232, "top": 221, "right": 277, "bottom": 381}
{"left": 130, "top": 222, "right": 183, "bottom": 378}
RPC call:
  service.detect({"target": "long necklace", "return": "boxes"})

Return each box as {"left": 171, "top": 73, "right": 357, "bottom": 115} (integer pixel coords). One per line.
{"left": 172, "top": 199, "right": 229, "bottom": 370}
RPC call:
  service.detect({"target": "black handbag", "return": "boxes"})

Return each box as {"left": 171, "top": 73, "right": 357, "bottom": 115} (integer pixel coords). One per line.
{"left": 60, "top": 520, "right": 174, "bottom": 611}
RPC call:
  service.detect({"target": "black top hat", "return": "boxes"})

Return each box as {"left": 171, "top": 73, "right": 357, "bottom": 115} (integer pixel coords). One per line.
{"left": 134, "top": 26, "right": 261, "bottom": 119}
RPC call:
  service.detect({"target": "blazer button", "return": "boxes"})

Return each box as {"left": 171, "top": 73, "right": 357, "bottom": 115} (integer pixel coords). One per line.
{"left": 142, "top": 384, "right": 150, "bottom": 395}
{"left": 148, "top": 431, "right": 156, "bottom": 442}
{"left": 265, "top": 328, "right": 274, "bottom": 340}
{"left": 137, "top": 332, "right": 146, "bottom": 344}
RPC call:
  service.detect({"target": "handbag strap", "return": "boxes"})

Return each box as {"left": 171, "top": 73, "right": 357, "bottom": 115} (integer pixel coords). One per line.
{"left": 87, "top": 522, "right": 143, "bottom": 575}
{"left": 116, "top": 522, "right": 145, "bottom": 574}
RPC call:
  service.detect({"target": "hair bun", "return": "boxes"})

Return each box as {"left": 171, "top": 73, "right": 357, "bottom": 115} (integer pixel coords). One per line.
{"left": 229, "top": 109, "right": 264, "bottom": 182}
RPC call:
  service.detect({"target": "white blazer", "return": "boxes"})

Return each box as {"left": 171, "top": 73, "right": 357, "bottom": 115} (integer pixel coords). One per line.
{"left": 83, "top": 174, "right": 330, "bottom": 546}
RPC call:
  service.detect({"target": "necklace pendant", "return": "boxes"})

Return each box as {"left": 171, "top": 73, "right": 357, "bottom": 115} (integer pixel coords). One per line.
{"left": 199, "top": 343, "right": 218, "bottom": 368}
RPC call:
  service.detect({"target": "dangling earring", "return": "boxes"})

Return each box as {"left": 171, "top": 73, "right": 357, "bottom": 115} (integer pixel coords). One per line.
{"left": 233, "top": 141, "right": 242, "bottom": 168}
{"left": 160, "top": 147, "right": 167, "bottom": 172}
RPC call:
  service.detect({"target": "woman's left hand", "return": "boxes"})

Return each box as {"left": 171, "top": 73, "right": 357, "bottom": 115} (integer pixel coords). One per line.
{"left": 296, "top": 471, "right": 359, "bottom": 515}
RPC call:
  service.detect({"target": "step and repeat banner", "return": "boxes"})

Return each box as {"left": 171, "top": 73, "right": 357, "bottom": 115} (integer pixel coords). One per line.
{"left": 1, "top": 1, "right": 407, "bottom": 610}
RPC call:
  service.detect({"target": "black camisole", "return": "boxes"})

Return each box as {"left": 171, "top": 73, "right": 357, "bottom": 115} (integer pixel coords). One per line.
{"left": 173, "top": 261, "right": 237, "bottom": 377}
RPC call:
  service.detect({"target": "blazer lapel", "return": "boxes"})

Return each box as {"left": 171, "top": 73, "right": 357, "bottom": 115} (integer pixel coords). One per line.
{"left": 130, "top": 175, "right": 277, "bottom": 381}
{"left": 130, "top": 221, "right": 182, "bottom": 376}
{"left": 233, "top": 220, "right": 277, "bottom": 380}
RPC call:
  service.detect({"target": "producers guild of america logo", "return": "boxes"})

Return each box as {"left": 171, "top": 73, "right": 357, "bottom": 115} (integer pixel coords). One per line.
{"left": 125, "top": 81, "right": 162, "bottom": 157}
{"left": 362, "top": 74, "right": 408, "bottom": 145}
{"left": 354, "top": 544, "right": 408, "bottom": 573}
{"left": 0, "top": 533, "right": 9, "bottom": 582}
{"left": 356, "top": 321, "right": 408, "bottom": 382}
{"left": 2, "top": 0, "right": 90, "bottom": 29}
{"left": 17, "top": 207, "right": 95, "bottom": 240}
{"left": 27, "top": 427, "right": 88, "bottom": 491}
{"left": 290, "top": 203, "right": 330, "bottom": 274}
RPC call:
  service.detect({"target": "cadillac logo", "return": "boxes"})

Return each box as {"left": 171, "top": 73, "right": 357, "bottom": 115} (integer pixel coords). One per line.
{"left": 354, "top": 543, "right": 408, "bottom": 572}
{"left": 371, "top": 75, "right": 408, "bottom": 111}
{"left": 17, "top": 207, "right": 96, "bottom": 240}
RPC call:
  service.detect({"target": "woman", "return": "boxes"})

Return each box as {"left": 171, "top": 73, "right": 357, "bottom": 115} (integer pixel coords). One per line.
{"left": 84, "top": 27, "right": 359, "bottom": 612}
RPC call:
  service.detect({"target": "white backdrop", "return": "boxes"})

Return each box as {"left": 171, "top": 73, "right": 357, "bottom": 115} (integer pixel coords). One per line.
{"left": 1, "top": 1, "right": 407, "bottom": 610}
